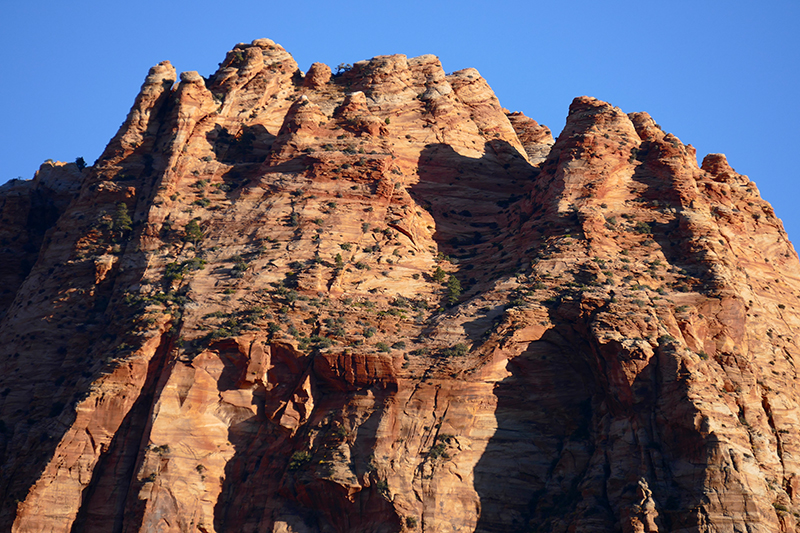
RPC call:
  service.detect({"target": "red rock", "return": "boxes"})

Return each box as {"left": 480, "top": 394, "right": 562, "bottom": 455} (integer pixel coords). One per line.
{"left": 303, "top": 62, "right": 331, "bottom": 89}
{"left": 1, "top": 41, "right": 799, "bottom": 533}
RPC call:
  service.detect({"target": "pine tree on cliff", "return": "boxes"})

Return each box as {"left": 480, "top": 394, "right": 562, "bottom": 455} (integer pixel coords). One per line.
{"left": 113, "top": 202, "right": 132, "bottom": 233}
{"left": 184, "top": 219, "right": 203, "bottom": 244}
{"left": 447, "top": 275, "right": 462, "bottom": 305}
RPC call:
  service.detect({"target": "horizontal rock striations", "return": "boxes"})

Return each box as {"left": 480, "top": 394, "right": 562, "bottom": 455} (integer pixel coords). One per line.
{"left": 1, "top": 39, "right": 800, "bottom": 533}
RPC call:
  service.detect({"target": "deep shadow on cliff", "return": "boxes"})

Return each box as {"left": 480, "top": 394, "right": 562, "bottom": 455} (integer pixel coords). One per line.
{"left": 0, "top": 135, "right": 180, "bottom": 530}
{"left": 70, "top": 332, "right": 176, "bottom": 533}
{"left": 211, "top": 341, "right": 402, "bottom": 533}
{"left": 470, "top": 300, "right": 710, "bottom": 531}
{"left": 472, "top": 328, "right": 598, "bottom": 532}
{"left": 467, "top": 139, "right": 713, "bottom": 530}
{"left": 411, "top": 141, "right": 539, "bottom": 304}
{"left": 409, "top": 138, "right": 714, "bottom": 530}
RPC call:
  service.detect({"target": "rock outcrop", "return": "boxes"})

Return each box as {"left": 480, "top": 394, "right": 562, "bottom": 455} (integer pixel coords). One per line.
{"left": 1, "top": 39, "right": 799, "bottom": 533}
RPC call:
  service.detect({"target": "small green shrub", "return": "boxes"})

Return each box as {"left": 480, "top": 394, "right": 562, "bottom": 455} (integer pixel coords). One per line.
{"left": 441, "top": 343, "right": 468, "bottom": 357}
{"left": 429, "top": 443, "right": 448, "bottom": 459}
{"left": 165, "top": 262, "right": 185, "bottom": 281}
{"left": 376, "top": 479, "right": 390, "bottom": 495}
{"left": 311, "top": 336, "right": 333, "bottom": 349}
{"left": 288, "top": 451, "right": 311, "bottom": 471}
{"left": 113, "top": 202, "right": 133, "bottom": 233}
{"left": 773, "top": 502, "right": 789, "bottom": 513}
{"left": 183, "top": 219, "right": 203, "bottom": 244}
{"left": 186, "top": 258, "right": 207, "bottom": 270}
{"left": 390, "top": 297, "right": 409, "bottom": 308}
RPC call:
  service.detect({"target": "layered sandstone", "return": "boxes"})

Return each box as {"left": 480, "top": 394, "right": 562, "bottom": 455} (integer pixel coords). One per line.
{"left": 1, "top": 39, "right": 799, "bottom": 533}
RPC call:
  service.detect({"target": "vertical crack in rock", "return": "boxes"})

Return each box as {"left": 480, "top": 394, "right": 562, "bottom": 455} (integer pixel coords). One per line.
{"left": 70, "top": 331, "right": 176, "bottom": 533}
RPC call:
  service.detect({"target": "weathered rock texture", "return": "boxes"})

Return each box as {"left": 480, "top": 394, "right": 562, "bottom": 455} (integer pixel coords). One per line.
{"left": 1, "top": 39, "right": 800, "bottom": 533}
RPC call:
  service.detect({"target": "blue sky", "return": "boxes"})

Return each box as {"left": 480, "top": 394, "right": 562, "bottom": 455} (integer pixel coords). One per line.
{"left": 2, "top": 1, "right": 798, "bottom": 243}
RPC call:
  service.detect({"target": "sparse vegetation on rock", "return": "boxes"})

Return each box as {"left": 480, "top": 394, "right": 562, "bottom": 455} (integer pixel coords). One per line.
{"left": 0, "top": 39, "right": 798, "bottom": 533}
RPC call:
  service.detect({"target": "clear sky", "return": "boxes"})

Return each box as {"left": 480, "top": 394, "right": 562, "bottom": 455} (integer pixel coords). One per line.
{"left": 2, "top": 1, "right": 798, "bottom": 243}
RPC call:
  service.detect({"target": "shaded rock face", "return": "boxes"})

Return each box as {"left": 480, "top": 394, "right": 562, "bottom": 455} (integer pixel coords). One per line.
{"left": 1, "top": 39, "right": 799, "bottom": 533}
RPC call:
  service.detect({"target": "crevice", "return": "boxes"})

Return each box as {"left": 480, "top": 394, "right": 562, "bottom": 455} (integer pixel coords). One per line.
{"left": 387, "top": 222, "right": 416, "bottom": 247}
{"left": 70, "top": 329, "right": 175, "bottom": 533}
{"left": 761, "top": 393, "right": 785, "bottom": 474}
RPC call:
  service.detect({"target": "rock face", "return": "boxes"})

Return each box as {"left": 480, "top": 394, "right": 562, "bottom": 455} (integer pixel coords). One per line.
{"left": 1, "top": 39, "right": 800, "bottom": 533}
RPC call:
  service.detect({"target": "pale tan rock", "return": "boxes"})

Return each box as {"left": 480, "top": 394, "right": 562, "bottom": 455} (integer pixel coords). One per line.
{"left": 506, "top": 110, "right": 554, "bottom": 164}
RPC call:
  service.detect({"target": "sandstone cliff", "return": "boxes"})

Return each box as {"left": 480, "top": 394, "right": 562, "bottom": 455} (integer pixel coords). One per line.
{"left": 1, "top": 39, "right": 799, "bottom": 533}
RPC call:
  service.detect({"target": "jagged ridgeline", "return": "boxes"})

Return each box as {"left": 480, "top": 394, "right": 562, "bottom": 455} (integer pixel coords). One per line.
{"left": 1, "top": 38, "right": 800, "bottom": 533}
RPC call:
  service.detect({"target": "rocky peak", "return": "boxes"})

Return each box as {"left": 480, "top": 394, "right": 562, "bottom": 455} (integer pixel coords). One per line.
{"left": 1, "top": 39, "right": 799, "bottom": 533}
{"left": 506, "top": 110, "right": 554, "bottom": 164}
{"left": 303, "top": 62, "right": 332, "bottom": 89}
{"left": 701, "top": 152, "right": 740, "bottom": 182}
